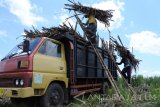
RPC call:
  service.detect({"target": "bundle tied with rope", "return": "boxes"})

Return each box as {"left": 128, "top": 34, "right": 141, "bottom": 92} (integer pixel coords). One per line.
{"left": 110, "top": 37, "right": 141, "bottom": 72}
{"left": 65, "top": 0, "right": 114, "bottom": 27}
{"left": 24, "top": 24, "right": 81, "bottom": 39}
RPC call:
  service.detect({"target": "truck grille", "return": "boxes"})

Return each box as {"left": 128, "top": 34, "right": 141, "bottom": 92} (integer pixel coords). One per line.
{"left": 0, "top": 78, "right": 14, "bottom": 87}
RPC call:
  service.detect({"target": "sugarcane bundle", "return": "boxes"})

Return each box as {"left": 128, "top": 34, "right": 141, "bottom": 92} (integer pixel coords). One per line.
{"left": 65, "top": 0, "right": 114, "bottom": 26}
{"left": 24, "top": 24, "right": 81, "bottom": 39}
{"left": 110, "top": 37, "right": 141, "bottom": 71}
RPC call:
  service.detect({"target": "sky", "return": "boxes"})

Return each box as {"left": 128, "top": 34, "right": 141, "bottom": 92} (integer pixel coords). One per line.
{"left": 0, "top": 0, "right": 160, "bottom": 77}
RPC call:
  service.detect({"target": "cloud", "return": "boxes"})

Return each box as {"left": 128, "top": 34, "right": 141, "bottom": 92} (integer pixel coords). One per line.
{"left": 0, "top": 30, "right": 8, "bottom": 43}
{"left": 1, "top": 0, "right": 44, "bottom": 26}
{"left": 137, "top": 70, "right": 160, "bottom": 77}
{"left": 0, "top": 0, "right": 5, "bottom": 7}
{"left": 127, "top": 31, "right": 160, "bottom": 56}
{"left": 53, "top": 9, "right": 76, "bottom": 27}
{"left": 59, "top": 14, "right": 75, "bottom": 27}
{"left": 0, "top": 30, "right": 7, "bottom": 38}
{"left": 92, "top": 0, "right": 125, "bottom": 30}
{"left": 0, "top": 54, "right": 2, "bottom": 60}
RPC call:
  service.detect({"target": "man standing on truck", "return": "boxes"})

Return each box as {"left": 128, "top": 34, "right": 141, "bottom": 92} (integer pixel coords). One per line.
{"left": 84, "top": 13, "right": 97, "bottom": 44}
{"left": 117, "top": 50, "right": 133, "bottom": 84}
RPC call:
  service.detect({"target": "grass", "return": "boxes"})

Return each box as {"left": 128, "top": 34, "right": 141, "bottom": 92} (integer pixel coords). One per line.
{"left": 68, "top": 75, "right": 160, "bottom": 107}
{"left": 0, "top": 75, "right": 160, "bottom": 107}
{"left": 0, "top": 98, "right": 15, "bottom": 107}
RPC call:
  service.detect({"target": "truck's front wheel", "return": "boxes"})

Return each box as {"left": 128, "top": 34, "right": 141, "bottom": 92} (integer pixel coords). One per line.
{"left": 41, "top": 83, "right": 64, "bottom": 107}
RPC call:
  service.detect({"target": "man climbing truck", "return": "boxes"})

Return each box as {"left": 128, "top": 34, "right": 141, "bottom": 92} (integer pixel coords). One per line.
{"left": 0, "top": 33, "right": 117, "bottom": 107}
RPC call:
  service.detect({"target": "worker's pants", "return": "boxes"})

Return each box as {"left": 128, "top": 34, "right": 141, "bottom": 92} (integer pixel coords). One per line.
{"left": 122, "top": 66, "right": 132, "bottom": 84}
{"left": 86, "top": 23, "right": 97, "bottom": 44}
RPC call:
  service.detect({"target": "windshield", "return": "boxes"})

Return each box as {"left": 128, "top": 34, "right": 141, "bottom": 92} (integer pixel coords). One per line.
{"left": 2, "top": 38, "right": 41, "bottom": 60}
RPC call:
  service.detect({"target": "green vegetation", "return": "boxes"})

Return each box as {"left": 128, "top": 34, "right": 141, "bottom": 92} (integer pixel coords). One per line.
{"left": 68, "top": 75, "right": 160, "bottom": 107}
{"left": 0, "top": 75, "right": 160, "bottom": 107}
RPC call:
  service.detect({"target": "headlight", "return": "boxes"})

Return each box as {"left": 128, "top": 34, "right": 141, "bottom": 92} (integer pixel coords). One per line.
{"left": 15, "top": 79, "right": 19, "bottom": 86}
{"left": 20, "top": 79, "right": 24, "bottom": 86}
{"left": 14, "top": 79, "right": 24, "bottom": 86}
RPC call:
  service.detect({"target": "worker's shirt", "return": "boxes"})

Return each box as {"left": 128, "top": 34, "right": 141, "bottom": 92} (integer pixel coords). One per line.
{"left": 88, "top": 15, "right": 97, "bottom": 25}
{"left": 119, "top": 58, "right": 133, "bottom": 68}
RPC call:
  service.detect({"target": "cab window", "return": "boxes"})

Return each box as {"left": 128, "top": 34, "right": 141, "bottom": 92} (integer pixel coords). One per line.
{"left": 38, "top": 40, "right": 61, "bottom": 57}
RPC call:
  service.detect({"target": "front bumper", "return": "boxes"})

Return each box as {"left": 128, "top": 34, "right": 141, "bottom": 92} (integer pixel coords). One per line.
{"left": 0, "top": 87, "right": 34, "bottom": 98}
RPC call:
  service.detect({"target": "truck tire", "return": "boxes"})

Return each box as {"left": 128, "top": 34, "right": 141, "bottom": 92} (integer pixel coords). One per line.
{"left": 41, "top": 83, "right": 64, "bottom": 107}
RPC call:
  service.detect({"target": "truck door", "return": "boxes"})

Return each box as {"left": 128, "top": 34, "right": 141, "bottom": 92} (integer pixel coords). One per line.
{"left": 33, "top": 39, "right": 66, "bottom": 74}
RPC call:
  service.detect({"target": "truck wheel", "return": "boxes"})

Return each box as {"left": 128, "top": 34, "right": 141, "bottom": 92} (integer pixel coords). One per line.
{"left": 41, "top": 83, "right": 64, "bottom": 107}
{"left": 101, "top": 82, "right": 109, "bottom": 94}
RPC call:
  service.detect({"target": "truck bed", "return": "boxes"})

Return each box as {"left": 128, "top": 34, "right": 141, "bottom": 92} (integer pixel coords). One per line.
{"left": 54, "top": 33, "right": 117, "bottom": 80}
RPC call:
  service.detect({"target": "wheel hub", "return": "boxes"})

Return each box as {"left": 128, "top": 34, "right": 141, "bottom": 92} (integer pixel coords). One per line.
{"left": 50, "top": 91, "right": 60, "bottom": 105}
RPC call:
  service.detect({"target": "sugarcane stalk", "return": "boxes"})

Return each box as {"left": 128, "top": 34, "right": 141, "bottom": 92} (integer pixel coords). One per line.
{"left": 65, "top": 0, "right": 114, "bottom": 27}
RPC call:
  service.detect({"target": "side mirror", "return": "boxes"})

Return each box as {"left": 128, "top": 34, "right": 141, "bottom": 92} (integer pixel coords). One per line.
{"left": 23, "top": 39, "right": 30, "bottom": 53}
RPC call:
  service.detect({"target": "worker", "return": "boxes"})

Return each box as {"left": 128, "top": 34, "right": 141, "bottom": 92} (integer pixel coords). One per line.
{"left": 84, "top": 14, "right": 97, "bottom": 44}
{"left": 116, "top": 50, "right": 133, "bottom": 84}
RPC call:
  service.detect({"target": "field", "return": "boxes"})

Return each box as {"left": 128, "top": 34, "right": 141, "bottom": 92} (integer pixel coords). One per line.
{"left": 68, "top": 75, "right": 160, "bottom": 107}
{"left": 0, "top": 75, "right": 160, "bottom": 107}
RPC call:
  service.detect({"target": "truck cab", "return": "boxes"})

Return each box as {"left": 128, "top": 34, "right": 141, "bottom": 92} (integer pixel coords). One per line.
{"left": 0, "top": 37, "right": 68, "bottom": 107}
